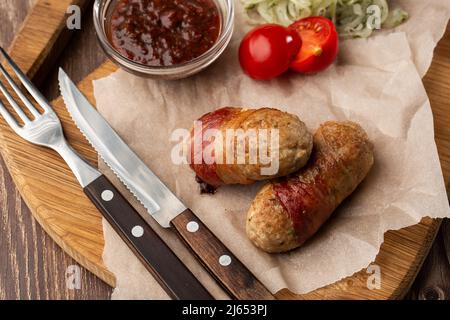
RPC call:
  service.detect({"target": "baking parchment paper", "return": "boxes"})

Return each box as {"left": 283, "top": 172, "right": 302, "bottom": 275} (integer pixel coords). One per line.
{"left": 93, "top": 0, "right": 450, "bottom": 298}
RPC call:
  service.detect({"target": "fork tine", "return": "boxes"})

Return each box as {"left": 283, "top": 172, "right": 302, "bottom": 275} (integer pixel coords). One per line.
{"left": 0, "top": 47, "right": 53, "bottom": 113}
{"left": 0, "top": 48, "right": 55, "bottom": 113}
{"left": 0, "top": 56, "right": 41, "bottom": 119}
{"left": 0, "top": 77, "right": 31, "bottom": 123}
{"left": 0, "top": 99, "right": 20, "bottom": 131}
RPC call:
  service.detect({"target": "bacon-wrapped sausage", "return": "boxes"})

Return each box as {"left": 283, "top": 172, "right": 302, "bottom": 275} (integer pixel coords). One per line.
{"left": 246, "top": 121, "right": 374, "bottom": 253}
{"left": 189, "top": 107, "right": 313, "bottom": 188}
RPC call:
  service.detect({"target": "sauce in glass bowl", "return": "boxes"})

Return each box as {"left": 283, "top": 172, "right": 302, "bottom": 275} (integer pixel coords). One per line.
{"left": 107, "top": 0, "right": 221, "bottom": 67}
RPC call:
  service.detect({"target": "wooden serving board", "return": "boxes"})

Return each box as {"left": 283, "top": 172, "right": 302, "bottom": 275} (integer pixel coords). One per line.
{"left": 0, "top": 1, "right": 449, "bottom": 299}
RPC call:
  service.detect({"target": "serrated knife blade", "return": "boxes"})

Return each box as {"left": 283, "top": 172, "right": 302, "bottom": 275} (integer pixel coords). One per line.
{"left": 58, "top": 68, "right": 186, "bottom": 228}
{"left": 58, "top": 68, "right": 274, "bottom": 300}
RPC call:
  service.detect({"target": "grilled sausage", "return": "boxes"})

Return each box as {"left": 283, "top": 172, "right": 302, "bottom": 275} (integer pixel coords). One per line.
{"left": 246, "top": 121, "right": 374, "bottom": 253}
{"left": 189, "top": 107, "right": 313, "bottom": 188}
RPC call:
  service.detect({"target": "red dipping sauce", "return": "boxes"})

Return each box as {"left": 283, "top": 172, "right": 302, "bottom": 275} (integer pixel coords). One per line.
{"left": 108, "top": 0, "right": 221, "bottom": 67}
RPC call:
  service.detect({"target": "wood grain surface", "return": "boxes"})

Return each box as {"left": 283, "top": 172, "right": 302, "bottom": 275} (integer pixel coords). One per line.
{"left": 406, "top": 26, "right": 450, "bottom": 298}
{"left": 0, "top": 0, "right": 111, "bottom": 300}
{"left": 0, "top": 1, "right": 448, "bottom": 300}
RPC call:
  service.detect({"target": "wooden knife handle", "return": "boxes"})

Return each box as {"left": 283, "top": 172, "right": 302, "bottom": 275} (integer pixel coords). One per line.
{"left": 171, "top": 209, "right": 275, "bottom": 300}
{"left": 84, "top": 175, "right": 213, "bottom": 300}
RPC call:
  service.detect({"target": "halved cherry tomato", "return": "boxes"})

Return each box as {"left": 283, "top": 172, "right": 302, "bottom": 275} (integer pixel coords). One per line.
{"left": 239, "top": 24, "right": 302, "bottom": 80}
{"left": 289, "top": 17, "right": 339, "bottom": 74}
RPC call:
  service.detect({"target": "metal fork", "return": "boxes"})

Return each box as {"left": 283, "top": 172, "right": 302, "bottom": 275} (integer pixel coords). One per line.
{"left": 0, "top": 47, "right": 100, "bottom": 186}
{"left": 0, "top": 47, "right": 214, "bottom": 300}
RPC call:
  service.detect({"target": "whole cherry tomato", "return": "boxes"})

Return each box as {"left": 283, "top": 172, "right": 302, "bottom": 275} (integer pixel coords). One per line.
{"left": 239, "top": 24, "right": 302, "bottom": 80}
{"left": 289, "top": 17, "right": 339, "bottom": 74}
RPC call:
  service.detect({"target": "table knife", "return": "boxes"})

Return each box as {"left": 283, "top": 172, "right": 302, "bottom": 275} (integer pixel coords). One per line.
{"left": 0, "top": 44, "right": 212, "bottom": 300}
{"left": 58, "top": 69, "right": 275, "bottom": 300}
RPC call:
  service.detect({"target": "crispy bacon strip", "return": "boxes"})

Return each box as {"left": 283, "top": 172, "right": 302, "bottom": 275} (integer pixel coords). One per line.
{"left": 189, "top": 107, "right": 313, "bottom": 189}
{"left": 247, "top": 121, "right": 374, "bottom": 253}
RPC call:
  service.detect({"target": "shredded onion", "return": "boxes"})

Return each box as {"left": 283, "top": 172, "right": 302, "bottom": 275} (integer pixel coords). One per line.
{"left": 241, "top": 0, "right": 408, "bottom": 38}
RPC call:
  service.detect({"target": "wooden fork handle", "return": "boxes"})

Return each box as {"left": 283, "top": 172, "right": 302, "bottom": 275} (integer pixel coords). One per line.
{"left": 171, "top": 209, "right": 275, "bottom": 300}
{"left": 84, "top": 175, "right": 214, "bottom": 300}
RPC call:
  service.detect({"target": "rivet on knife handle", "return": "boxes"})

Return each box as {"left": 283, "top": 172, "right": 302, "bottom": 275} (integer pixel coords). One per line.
{"left": 84, "top": 175, "right": 214, "bottom": 300}
{"left": 171, "top": 209, "right": 275, "bottom": 300}
{"left": 58, "top": 69, "right": 274, "bottom": 300}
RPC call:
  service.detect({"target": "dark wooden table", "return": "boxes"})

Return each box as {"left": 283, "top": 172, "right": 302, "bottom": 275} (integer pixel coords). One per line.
{"left": 0, "top": 1, "right": 449, "bottom": 300}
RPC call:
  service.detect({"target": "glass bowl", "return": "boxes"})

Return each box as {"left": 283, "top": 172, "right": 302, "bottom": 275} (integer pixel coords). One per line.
{"left": 93, "top": 0, "right": 235, "bottom": 80}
